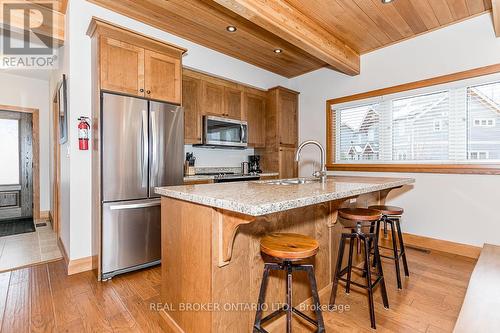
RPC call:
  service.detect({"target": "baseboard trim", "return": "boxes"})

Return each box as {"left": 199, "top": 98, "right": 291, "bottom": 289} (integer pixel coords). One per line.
{"left": 39, "top": 210, "right": 50, "bottom": 220}
{"left": 399, "top": 233, "right": 481, "bottom": 259}
{"left": 68, "top": 256, "right": 93, "bottom": 275}
{"left": 159, "top": 309, "right": 185, "bottom": 333}
{"left": 57, "top": 237, "right": 69, "bottom": 266}
{"left": 57, "top": 237, "right": 93, "bottom": 275}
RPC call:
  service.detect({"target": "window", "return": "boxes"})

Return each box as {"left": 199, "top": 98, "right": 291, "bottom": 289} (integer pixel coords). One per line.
{"left": 330, "top": 76, "right": 500, "bottom": 168}
{"left": 337, "top": 103, "right": 380, "bottom": 161}
{"left": 0, "top": 119, "right": 20, "bottom": 185}
{"left": 473, "top": 118, "right": 495, "bottom": 127}
{"left": 392, "top": 91, "right": 449, "bottom": 161}
{"left": 469, "top": 151, "right": 489, "bottom": 160}
{"left": 467, "top": 81, "right": 500, "bottom": 161}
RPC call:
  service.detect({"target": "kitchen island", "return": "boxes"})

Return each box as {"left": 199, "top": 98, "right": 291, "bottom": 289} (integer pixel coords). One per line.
{"left": 155, "top": 176, "right": 414, "bottom": 333}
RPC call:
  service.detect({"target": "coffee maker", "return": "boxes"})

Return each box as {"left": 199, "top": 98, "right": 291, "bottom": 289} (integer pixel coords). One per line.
{"left": 248, "top": 155, "right": 262, "bottom": 174}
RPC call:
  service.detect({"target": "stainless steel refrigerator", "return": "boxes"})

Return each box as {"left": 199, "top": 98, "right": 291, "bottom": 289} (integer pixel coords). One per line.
{"left": 100, "top": 93, "right": 183, "bottom": 280}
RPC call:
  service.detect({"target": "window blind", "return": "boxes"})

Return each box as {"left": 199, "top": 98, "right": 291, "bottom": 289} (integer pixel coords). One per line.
{"left": 332, "top": 77, "right": 500, "bottom": 164}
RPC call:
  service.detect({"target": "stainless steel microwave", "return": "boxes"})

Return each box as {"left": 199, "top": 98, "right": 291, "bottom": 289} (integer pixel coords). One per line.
{"left": 198, "top": 115, "right": 248, "bottom": 148}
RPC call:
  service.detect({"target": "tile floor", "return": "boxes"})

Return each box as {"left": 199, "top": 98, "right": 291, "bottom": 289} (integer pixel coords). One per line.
{"left": 0, "top": 219, "right": 62, "bottom": 272}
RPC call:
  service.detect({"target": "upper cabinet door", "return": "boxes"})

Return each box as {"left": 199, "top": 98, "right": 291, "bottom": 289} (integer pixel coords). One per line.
{"left": 224, "top": 87, "right": 242, "bottom": 119}
{"left": 279, "top": 90, "right": 298, "bottom": 147}
{"left": 245, "top": 92, "right": 266, "bottom": 148}
{"left": 100, "top": 36, "right": 145, "bottom": 97}
{"left": 182, "top": 74, "right": 203, "bottom": 144}
{"left": 144, "top": 50, "right": 181, "bottom": 104}
{"left": 202, "top": 81, "right": 225, "bottom": 117}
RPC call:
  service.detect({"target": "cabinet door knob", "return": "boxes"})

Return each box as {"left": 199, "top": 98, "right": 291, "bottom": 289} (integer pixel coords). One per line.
{"left": 146, "top": 90, "right": 151, "bottom": 94}
{"left": 140, "top": 89, "right": 144, "bottom": 93}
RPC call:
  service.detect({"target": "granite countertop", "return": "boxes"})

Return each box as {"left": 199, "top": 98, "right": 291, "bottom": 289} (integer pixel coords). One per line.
{"left": 155, "top": 176, "right": 414, "bottom": 216}
{"left": 183, "top": 172, "right": 279, "bottom": 182}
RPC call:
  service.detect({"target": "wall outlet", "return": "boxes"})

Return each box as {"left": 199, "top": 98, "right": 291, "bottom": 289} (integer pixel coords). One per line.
{"left": 349, "top": 198, "right": 357, "bottom": 204}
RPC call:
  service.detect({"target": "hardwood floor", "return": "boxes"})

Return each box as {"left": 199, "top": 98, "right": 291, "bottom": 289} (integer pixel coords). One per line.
{"left": 0, "top": 247, "right": 475, "bottom": 332}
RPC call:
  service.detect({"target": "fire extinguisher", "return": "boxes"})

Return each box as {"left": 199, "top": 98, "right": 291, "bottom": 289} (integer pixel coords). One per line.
{"left": 78, "top": 116, "right": 91, "bottom": 150}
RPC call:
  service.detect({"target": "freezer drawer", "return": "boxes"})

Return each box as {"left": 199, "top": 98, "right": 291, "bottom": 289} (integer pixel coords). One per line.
{"left": 102, "top": 199, "right": 161, "bottom": 278}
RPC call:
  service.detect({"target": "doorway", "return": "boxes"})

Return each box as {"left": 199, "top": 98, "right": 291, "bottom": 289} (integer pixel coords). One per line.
{"left": 0, "top": 104, "right": 62, "bottom": 272}
{"left": 0, "top": 108, "right": 37, "bottom": 235}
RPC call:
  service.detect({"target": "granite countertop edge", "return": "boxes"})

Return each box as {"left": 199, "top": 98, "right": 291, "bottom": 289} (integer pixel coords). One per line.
{"left": 156, "top": 178, "right": 414, "bottom": 217}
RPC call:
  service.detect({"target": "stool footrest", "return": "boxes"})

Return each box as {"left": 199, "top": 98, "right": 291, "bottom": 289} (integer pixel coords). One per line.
{"left": 338, "top": 275, "right": 384, "bottom": 290}
{"left": 372, "top": 249, "right": 406, "bottom": 261}
{"left": 292, "top": 308, "right": 319, "bottom": 326}
{"left": 260, "top": 307, "right": 285, "bottom": 324}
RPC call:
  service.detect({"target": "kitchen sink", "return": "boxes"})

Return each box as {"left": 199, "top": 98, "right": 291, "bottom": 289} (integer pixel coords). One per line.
{"left": 263, "top": 178, "right": 320, "bottom": 185}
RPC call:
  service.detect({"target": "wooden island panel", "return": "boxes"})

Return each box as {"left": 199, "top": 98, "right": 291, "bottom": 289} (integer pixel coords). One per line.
{"left": 160, "top": 190, "right": 382, "bottom": 333}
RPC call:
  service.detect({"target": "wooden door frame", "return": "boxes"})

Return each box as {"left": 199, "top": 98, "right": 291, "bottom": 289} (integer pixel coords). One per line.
{"left": 0, "top": 104, "right": 40, "bottom": 220}
{"left": 51, "top": 89, "right": 60, "bottom": 235}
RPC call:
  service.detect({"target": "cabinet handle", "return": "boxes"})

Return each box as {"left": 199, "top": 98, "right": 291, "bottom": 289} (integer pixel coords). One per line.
{"left": 140, "top": 89, "right": 144, "bottom": 93}
{"left": 146, "top": 90, "right": 151, "bottom": 94}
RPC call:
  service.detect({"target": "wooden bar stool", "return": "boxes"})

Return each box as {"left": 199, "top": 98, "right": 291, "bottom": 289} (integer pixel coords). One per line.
{"left": 368, "top": 205, "right": 409, "bottom": 290}
{"left": 254, "top": 233, "right": 325, "bottom": 333}
{"left": 329, "top": 208, "right": 389, "bottom": 330}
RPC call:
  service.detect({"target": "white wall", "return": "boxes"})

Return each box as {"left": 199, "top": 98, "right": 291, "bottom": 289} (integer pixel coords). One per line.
{"left": 289, "top": 13, "right": 500, "bottom": 247}
{"left": 0, "top": 73, "right": 51, "bottom": 213}
{"left": 64, "top": 0, "right": 288, "bottom": 260}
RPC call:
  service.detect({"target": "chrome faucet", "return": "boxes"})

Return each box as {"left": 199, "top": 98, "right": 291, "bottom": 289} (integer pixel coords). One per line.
{"left": 295, "top": 140, "right": 327, "bottom": 183}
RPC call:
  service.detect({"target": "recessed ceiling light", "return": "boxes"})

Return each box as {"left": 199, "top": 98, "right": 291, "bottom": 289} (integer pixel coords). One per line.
{"left": 381, "top": 0, "right": 394, "bottom": 3}
{"left": 226, "top": 25, "right": 237, "bottom": 32}
{"left": 274, "top": 48, "right": 283, "bottom": 54}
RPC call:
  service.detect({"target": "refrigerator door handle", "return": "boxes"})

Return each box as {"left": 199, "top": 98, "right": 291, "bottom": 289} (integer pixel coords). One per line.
{"left": 151, "top": 109, "right": 158, "bottom": 187}
{"left": 109, "top": 200, "right": 161, "bottom": 210}
{"left": 141, "top": 109, "right": 149, "bottom": 188}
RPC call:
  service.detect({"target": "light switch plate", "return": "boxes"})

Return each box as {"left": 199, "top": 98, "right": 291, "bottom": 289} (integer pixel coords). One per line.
{"left": 349, "top": 198, "right": 356, "bottom": 204}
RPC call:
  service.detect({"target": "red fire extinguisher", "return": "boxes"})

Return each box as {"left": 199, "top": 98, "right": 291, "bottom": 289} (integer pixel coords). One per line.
{"left": 78, "top": 117, "right": 91, "bottom": 150}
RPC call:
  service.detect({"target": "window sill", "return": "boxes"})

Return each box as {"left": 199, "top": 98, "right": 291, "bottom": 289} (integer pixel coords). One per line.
{"left": 326, "top": 163, "right": 500, "bottom": 175}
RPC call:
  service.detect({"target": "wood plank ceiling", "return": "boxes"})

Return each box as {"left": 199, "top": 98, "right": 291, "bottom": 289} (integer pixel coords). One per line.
{"left": 88, "top": 0, "right": 493, "bottom": 78}
{"left": 283, "top": 0, "right": 493, "bottom": 54}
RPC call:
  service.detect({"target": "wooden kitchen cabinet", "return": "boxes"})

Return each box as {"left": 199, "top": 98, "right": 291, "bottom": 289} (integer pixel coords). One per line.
{"left": 278, "top": 89, "right": 298, "bottom": 147}
{"left": 255, "top": 86, "right": 299, "bottom": 178}
{"left": 244, "top": 91, "right": 266, "bottom": 148}
{"left": 183, "top": 73, "right": 202, "bottom": 144}
{"left": 279, "top": 147, "right": 298, "bottom": 179}
{"left": 224, "top": 87, "right": 242, "bottom": 119}
{"left": 144, "top": 50, "right": 181, "bottom": 103}
{"left": 202, "top": 81, "right": 225, "bottom": 117}
{"left": 96, "top": 23, "right": 184, "bottom": 104}
{"left": 100, "top": 36, "right": 145, "bottom": 97}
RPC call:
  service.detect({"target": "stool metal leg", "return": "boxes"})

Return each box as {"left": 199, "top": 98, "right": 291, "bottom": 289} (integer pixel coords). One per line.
{"left": 395, "top": 218, "right": 410, "bottom": 277}
{"left": 345, "top": 236, "right": 355, "bottom": 294}
{"left": 372, "top": 219, "right": 381, "bottom": 268}
{"left": 389, "top": 219, "right": 402, "bottom": 289}
{"left": 285, "top": 262, "right": 293, "bottom": 333}
{"left": 305, "top": 265, "right": 325, "bottom": 332}
{"left": 254, "top": 263, "right": 272, "bottom": 332}
{"left": 330, "top": 234, "right": 346, "bottom": 306}
{"left": 362, "top": 235, "right": 376, "bottom": 330}
{"left": 373, "top": 235, "right": 389, "bottom": 309}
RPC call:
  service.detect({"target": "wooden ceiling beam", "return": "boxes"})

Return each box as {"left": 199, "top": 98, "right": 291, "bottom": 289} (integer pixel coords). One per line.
{"left": 493, "top": 0, "right": 500, "bottom": 37}
{"left": 212, "top": 0, "right": 360, "bottom": 76}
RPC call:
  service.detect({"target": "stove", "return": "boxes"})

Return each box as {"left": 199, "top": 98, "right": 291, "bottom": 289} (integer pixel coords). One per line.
{"left": 196, "top": 172, "right": 261, "bottom": 183}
